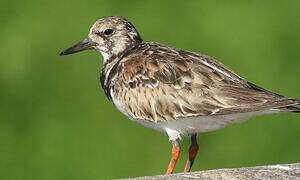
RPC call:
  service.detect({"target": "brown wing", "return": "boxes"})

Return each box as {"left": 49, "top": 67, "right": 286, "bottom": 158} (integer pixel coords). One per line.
{"left": 112, "top": 42, "right": 299, "bottom": 122}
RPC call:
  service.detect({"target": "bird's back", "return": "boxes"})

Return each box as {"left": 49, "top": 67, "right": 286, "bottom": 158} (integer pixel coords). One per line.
{"left": 105, "top": 41, "right": 300, "bottom": 128}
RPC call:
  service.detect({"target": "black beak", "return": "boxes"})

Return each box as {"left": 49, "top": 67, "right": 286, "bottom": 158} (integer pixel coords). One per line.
{"left": 60, "top": 37, "right": 97, "bottom": 56}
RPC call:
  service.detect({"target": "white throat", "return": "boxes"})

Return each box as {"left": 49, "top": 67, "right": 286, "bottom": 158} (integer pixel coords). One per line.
{"left": 100, "top": 51, "right": 110, "bottom": 64}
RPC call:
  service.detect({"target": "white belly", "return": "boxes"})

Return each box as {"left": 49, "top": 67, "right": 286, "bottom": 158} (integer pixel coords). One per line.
{"left": 130, "top": 110, "right": 277, "bottom": 141}
{"left": 110, "top": 89, "right": 277, "bottom": 141}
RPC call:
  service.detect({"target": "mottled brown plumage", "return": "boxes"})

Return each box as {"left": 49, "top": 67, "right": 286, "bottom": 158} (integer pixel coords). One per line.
{"left": 107, "top": 41, "right": 299, "bottom": 124}
{"left": 60, "top": 16, "right": 300, "bottom": 174}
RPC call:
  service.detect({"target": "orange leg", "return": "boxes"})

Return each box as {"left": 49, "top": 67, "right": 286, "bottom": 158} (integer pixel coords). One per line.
{"left": 166, "top": 140, "right": 181, "bottom": 174}
{"left": 184, "top": 134, "right": 199, "bottom": 172}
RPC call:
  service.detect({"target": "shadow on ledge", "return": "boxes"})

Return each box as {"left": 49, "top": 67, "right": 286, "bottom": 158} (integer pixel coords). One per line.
{"left": 124, "top": 163, "right": 300, "bottom": 180}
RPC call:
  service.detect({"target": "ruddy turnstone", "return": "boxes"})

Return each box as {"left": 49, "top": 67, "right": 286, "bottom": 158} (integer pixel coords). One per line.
{"left": 60, "top": 16, "right": 300, "bottom": 174}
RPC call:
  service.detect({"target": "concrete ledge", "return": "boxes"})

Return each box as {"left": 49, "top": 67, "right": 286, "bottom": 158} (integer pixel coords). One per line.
{"left": 125, "top": 163, "right": 300, "bottom": 180}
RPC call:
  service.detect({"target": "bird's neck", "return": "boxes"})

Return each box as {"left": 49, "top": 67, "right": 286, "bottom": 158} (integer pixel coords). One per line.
{"left": 102, "top": 40, "right": 143, "bottom": 67}
{"left": 99, "top": 41, "right": 144, "bottom": 101}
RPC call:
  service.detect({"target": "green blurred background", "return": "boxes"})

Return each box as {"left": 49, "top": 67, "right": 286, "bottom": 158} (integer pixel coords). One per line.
{"left": 1, "top": 0, "right": 300, "bottom": 179}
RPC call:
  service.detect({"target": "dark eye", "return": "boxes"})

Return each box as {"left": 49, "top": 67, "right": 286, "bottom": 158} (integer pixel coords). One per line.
{"left": 104, "top": 29, "right": 114, "bottom": 36}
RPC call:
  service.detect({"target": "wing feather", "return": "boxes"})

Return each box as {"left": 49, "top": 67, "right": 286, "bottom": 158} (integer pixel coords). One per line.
{"left": 112, "top": 42, "right": 298, "bottom": 122}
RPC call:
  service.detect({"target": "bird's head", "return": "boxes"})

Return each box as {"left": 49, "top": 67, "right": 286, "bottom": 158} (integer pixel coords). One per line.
{"left": 60, "top": 16, "right": 143, "bottom": 62}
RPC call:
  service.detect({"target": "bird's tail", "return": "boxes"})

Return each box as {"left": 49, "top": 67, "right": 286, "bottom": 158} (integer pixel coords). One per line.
{"left": 276, "top": 99, "right": 300, "bottom": 113}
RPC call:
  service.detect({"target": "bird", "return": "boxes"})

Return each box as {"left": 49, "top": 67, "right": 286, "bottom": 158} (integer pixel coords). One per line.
{"left": 60, "top": 16, "right": 300, "bottom": 174}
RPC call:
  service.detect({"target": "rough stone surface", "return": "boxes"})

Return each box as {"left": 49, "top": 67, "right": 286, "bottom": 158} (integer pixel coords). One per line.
{"left": 124, "top": 163, "right": 300, "bottom": 180}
